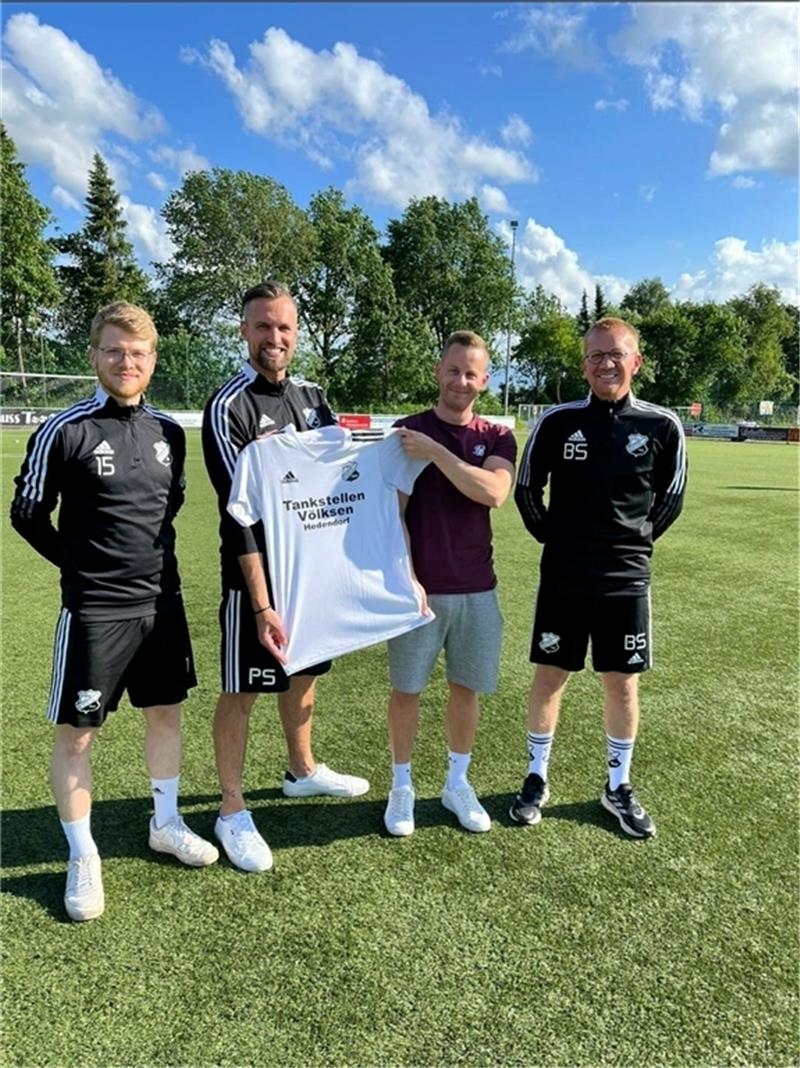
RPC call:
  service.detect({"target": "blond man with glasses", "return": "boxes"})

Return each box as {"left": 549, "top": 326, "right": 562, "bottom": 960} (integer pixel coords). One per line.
{"left": 11, "top": 302, "right": 218, "bottom": 922}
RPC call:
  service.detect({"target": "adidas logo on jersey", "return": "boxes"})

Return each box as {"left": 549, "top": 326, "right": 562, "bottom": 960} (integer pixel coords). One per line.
{"left": 92, "top": 440, "right": 114, "bottom": 456}
{"left": 567, "top": 430, "right": 586, "bottom": 443}
{"left": 281, "top": 471, "right": 299, "bottom": 484}
{"left": 259, "top": 414, "right": 275, "bottom": 430}
{"left": 627, "top": 652, "right": 644, "bottom": 665}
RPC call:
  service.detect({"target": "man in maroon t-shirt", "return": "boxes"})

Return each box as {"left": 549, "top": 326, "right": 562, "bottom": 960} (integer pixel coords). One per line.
{"left": 383, "top": 331, "right": 517, "bottom": 837}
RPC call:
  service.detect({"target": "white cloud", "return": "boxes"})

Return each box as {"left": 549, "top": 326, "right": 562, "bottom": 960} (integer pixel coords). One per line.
{"left": 119, "top": 196, "right": 175, "bottom": 265}
{"left": 479, "top": 185, "right": 511, "bottom": 214}
{"left": 500, "top": 6, "right": 602, "bottom": 70}
{"left": 594, "top": 98, "right": 630, "bottom": 113}
{"left": 731, "top": 175, "right": 757, "bottom": 189}
{"left": 501, "top": 114, "right": 532, "bottom": 146}
{"left": 615, "top": 2, "right": 799, "bottom": 175}
{"left": 639, "top": 184, "right": 656, "bottom": 202}
{"left": 147, "top": 171, "right": 169, "bottom": 193}
{"left": 673, "top": 236, "right": 800, "bottom": 303}
{"left": 149, "top": 144, "right": 210, "bottom": 177}
{"left": 505, "top": 218, "right": 630, "bottom": 311}
{"left": 2, "top": 12, "right": 164, "bottom": 196}
{"left": 52, "top": 185, "right": 81, "bottom": 211}
{"left": 187, "top": 27, "right": 535, "bottom": 206}
{"left": 480, "top": 65, "right": 503, "bottom": 79}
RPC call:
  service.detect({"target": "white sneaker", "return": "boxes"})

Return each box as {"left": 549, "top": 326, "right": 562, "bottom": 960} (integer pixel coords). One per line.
{"left": 149, "top": 815, "right": 219, "bottom": 867}
{"left": 384, "top": 786, "right": 415, "bottom": 837}
{"left": 214, "top": 810, "right": 273, "bottom": 872}
{"left": 441, "top": 782, "right": 491, "bottom": 833}
{"left": 64, "top": 853, "right": 104, "bottom": 922}
{"left": 282, "top": 763, "right": 369, "bottom": 798}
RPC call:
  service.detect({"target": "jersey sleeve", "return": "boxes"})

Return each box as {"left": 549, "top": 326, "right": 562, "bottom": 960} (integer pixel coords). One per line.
{"left": 378, "top": 430, "right": 429, "bottom": 494}
{"left": 227, "top": 442, "right": 263, "bottom": 529}
{"left": 202, "top": 392, "right": 262, "bottom": 556}
{"left": 488, "top": 425, "right": 518, "bottom": 466}
{"left": 514, "top": 416, "right": 551, "bottom": 543}
{"left": 9, "top": 419, "right": 66, "bottom": 566}
{"left": 166, "top": 423, "right": 186, "bottom": 521}
{"left": 650, "top": 416, "right": 687, "bottom": 539}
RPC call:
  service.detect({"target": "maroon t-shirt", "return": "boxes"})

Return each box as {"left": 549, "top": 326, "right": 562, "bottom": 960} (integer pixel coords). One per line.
{"left": 395, "top": 409, "right": 517, "bottom": 595}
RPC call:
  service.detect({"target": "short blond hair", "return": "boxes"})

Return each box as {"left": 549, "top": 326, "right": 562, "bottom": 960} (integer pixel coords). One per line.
{"left": 585, "top": 316, "right": 639, "bottom": 348}
{"left": 89, "top": 302, "right": 158, "bottom": 349}
{"left": 442, "top": 330, "right": 488, "bottom": 359}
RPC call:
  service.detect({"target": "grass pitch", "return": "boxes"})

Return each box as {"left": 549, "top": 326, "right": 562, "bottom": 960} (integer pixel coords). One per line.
{"left": 1, "top": 433, "right": 798, "bottom": 1067}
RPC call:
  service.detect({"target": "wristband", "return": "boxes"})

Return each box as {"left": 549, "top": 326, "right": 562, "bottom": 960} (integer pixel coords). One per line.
{"left": 254, "top": 606, "right": 271, "bottom": 616}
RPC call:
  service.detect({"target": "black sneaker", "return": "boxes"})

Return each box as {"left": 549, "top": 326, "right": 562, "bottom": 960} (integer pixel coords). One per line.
{"left": 600, "top": 782, "right": 656, "bottom": 838}
{"left": 509, "top": 773, "right": 550, "bottom": 826}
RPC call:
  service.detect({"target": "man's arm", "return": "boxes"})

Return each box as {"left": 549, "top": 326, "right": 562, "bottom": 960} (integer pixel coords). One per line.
{"left": 650, "top": 418, "right": 687, "bottom": 540}
{"left": 9, "top": 422, "right": 65, "bottom": 566}
{"left": 514, "top": 421, "right": 551, "bottom": 543}
{"left": 201, "top": 394, "right": 262, "bottom": 558}
{"left": 166, "top": 425, "right": 186, "bottom": 521}
{"left": 237, "top": 551, "right": 289, "bottom": 664}
{"left": 396, "top": 428, "right": 514, "bottom": 508}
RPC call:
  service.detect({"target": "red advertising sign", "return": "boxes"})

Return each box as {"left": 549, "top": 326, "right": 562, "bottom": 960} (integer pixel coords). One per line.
{"left": 338, "top": 413, "right": 372, "bottom": 429}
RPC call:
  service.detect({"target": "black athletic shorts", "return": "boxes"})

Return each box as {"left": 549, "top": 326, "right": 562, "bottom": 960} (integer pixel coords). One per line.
{"left": 529, "top": 587, "right": 652, "bottom": 673}
{"left": 219, "top": 588, "right": 332, "bottom": 694}
{"left": 47, "top": 595, "right": 197, "bottom": 727}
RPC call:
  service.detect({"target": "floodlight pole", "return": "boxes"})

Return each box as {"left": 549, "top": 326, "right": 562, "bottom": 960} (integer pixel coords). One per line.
{"left": 503, "top": 219, "right": 519, "bottom": 417}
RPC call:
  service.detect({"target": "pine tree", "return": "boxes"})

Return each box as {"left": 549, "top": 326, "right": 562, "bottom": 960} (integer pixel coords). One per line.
{"left": 577, "top": 289, "right": 591, "bottom": 334}
{"left": 57, "top": 153, "right": 149, "bottom": 356}
{"left": 594, "top": 284, "right": 607, "bottom": 321}
{"left": 0, "top": 124, "right": 60, "bottom": 381}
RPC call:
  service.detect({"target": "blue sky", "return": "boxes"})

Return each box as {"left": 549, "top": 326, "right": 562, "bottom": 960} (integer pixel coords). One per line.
{"left": 3, "top": 2, "right": 798, "bottom": 310}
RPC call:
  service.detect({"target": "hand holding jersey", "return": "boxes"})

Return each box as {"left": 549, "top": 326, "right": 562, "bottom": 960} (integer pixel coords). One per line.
{"left": 510, "top": 317, "right": 687, "bottom": 838}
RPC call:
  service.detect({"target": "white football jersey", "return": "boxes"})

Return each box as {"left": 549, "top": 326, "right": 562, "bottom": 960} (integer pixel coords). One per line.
{"left": 228, "top": 425, "right": 433, "bottom": 674}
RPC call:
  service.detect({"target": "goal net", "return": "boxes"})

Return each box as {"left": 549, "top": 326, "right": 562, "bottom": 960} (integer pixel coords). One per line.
{"left": 1, "top": 372, "right": 96, "bottom": 419}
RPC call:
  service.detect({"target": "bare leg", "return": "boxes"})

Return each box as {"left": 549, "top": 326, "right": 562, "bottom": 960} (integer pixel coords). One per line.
{"left": 387, "top": 690, "right": 421, "bottom": 764}
{"left": 50, "top": 725, "right": 98, "bottom": 822}
{"left": 213, "top": 692, "right": 258, "bottom": 816}
{"left": 445, "top": 682, "right": 479, "bottom": 754}
{"left": 602, "top": 672, "right": 640, "bottom": 740}
{"left": 527, "top": 664, "right": 571, "bottom": 734}
{"left": 142, "top": 704, "right": 182, "bottom": 779}
{"left": 278, "top": 675, "right": 318, "bottom": 779}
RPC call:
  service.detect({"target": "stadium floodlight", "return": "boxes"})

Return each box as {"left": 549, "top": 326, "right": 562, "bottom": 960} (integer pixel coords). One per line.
{"left": 503, "top": 220, "right": 519, "bottom": 417}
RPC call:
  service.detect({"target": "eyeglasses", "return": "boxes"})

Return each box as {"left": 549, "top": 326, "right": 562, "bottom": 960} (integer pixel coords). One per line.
{"left": 97, "top": 346, "right": 153, "bottom": 362}
{"left": 584, "top": 349, "right": 633, "bottom": 365}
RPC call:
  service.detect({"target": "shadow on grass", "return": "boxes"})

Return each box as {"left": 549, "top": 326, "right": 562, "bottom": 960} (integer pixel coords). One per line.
{"left": 724, "top": 485, "right": 798, "bottom": 492}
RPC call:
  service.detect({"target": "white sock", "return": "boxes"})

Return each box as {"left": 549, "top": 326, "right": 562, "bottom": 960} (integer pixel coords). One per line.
{"left": 527, "top": 731, "right": 554, "bottom": 781}
{"left": 606, "top": 736, "right": 635, "bottom": 791}
{"left": 392, "top": 762, "right": 413, "bottom": 790}
{"left": 446, "top": 751, "right": 471, "bottom": 790}
{"left": 60, "top": 813, "right": 97, "bottom": 860}
{"left": 150, "top": 776, "right": 179, "bottom": 829}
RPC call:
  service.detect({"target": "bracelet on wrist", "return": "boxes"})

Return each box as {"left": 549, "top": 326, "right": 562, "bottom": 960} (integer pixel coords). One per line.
{"left": 254, "top": 606, "right": 271, "bottom": 616}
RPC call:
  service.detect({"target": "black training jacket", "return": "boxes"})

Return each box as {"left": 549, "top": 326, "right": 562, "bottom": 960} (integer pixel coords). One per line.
{"left": 201, "top": 362, "right": 336, "bottom": 590}
{"left": 10, "top": 387, "right": 186, "bottom": 618}
{"left": 515, "top": 391, "right": 687, "bottom": 595}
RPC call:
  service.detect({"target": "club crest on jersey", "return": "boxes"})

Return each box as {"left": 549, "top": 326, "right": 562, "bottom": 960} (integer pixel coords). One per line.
{"left": 472, "top": 444, "right": 486, "bottom": 458}
{"left": 539, "top": 632, "right": 560, "bottom": 654}
{"left": 626, "top": 432, "right": 649, "bottom": 457}
{"left": 341, "top": 460, "right": 360, "bottom": 482}
{"left": 303, "top": 407, "right": 322, "bottom": 429}
{"left": 75, "top": 689, "right": 102, "bottom": 714}
{"left": 153, "top": 441, "right": 172, "bottom": 466}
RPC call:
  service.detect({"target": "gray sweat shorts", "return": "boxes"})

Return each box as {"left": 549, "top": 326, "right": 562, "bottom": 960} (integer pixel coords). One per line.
{"left": 387, "top": 589, "right": 503, "bottom": 695}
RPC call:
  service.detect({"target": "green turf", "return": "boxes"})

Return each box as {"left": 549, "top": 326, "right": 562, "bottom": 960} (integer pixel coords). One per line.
{"left": 1, "top": 432, "right": 798, "bottom": 1067}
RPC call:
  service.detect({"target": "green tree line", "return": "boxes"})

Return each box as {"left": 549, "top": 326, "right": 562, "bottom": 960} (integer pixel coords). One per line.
{"left": 2, "top": 124, "right": 797, "bottom": 414}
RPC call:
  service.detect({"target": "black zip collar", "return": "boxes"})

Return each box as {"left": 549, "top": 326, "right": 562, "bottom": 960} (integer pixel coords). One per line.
{"left": 587, "top": 390, "right": 634, "bottom": 416}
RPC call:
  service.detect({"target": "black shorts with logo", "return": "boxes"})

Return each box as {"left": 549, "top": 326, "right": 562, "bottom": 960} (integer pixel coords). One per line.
{"left": 529, "top": 586, "right": 651, "bottom": 673}
{"left": 219, "top": 588, "right": 332, "bottom": 694}
{"left": 47, "top": 595, "right": 197, "bottom": 727}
